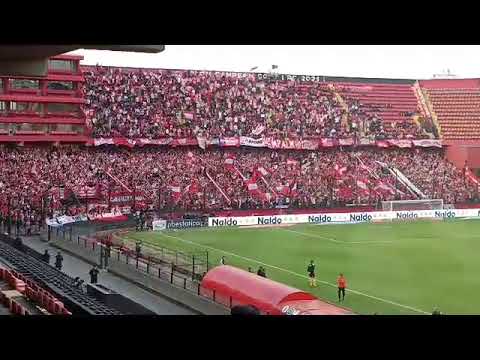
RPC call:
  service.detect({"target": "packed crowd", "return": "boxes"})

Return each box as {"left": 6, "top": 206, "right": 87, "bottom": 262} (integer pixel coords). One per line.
{"left": 83, "top": 67, "right": 428, "bottom": 140}
{"left": 0, "top": 145, "right": 476, "bottom": 223}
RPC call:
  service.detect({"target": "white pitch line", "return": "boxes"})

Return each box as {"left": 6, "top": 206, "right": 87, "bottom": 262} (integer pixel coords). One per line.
{"left": 281, "top": 228, "right": 393, "bottom": 245}
{"left": 280, "top": 228, "right": 343, "bottom": 243}
{"left": 158, "top": 232, "right": 428, "bottom": 314}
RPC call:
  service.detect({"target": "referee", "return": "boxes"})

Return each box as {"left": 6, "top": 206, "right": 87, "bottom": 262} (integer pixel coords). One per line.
{"left": 307, "top": 260, "right": 317, "bottom": 287}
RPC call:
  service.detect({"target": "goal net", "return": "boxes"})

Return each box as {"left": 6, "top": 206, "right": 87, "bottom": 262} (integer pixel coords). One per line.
{"left": 381, "top": 199, "right": 444, "bottom": 211}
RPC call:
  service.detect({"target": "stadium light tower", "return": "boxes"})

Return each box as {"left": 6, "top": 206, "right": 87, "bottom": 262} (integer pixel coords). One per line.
{"left": 248, "top": 65, "right": 280, "bottom": 74}
{"left": 432, "top": 68, "right": 457, "bottom": 79}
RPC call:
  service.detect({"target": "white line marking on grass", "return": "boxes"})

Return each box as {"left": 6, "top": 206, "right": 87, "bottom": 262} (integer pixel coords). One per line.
{"left": 158, "top": 232, "right": 428, "bottom": 314}
{"left": 281, "top": 228, "right": 393, "bottom": 245}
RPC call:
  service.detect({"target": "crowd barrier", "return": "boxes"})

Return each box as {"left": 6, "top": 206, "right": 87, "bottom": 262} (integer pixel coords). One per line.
{"left": 207, "top": 208, "right": 480, "bottom": 227}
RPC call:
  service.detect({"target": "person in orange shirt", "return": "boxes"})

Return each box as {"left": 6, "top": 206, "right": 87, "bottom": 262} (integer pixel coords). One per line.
{"left": 337, "top": 273, "right": 347, "bottom": 302}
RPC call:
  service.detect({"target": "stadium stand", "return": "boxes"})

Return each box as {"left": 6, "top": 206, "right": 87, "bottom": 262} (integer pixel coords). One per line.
{"left": 0, "top": 234, "right": 120, "bottom": 315}
{"left": 0, "top": 146, "right": 476, "bottom": 219}
{"left": 420, "top": 79, "right": 480, "bottom": 140}
{"left": 0, "top": 266, "right": 71, "bottom": 315}
{"left": 82, "top": 67, "right": 428, "bottom": 140}
{"left": 0, "top": 61, "right": 479, "bottom": 227}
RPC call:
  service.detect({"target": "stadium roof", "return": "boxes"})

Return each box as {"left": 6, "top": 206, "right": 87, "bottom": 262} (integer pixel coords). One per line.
{"left": 0, "top": 45, "right": 164, "bottom": 77}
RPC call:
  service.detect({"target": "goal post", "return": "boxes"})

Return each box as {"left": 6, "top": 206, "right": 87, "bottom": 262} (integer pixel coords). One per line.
{"left": 381, "top": 199, "right": 444, "bottom": 212}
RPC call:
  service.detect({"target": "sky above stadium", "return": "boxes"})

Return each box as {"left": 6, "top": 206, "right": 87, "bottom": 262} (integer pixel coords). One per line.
{"left": 69, "top": 45, "right": 480, "bottom": 80}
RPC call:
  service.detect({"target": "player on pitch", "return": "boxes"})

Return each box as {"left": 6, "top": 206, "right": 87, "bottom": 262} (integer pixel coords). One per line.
{"left": 307, "top": 260, "right": 317, "bottom": 287}
{"left": 337, "top": 273, "right": 347, "bottom": 302}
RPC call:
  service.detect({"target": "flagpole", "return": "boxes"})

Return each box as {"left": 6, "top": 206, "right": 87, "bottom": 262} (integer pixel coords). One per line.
{"left": 157, "top": 184, "right": 161, "bottom": 217}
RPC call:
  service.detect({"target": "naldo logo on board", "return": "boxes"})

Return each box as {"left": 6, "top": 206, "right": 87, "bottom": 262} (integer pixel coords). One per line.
{"left": 258, "top": 217, "right": 282, "bottom": 225}
{"left": 308, "top": 215, "right": 332, "bottom": 223}
{"left": 435, "top": 210, "right": 456, "bottom": 219}
{"left": 350, "top": 213, "right": 372, "bottom": 222}
{"left": 396, "top": 212, "right": 418, "bottom": 219}
{"left": 211, "top": 218, "right": 238, "bottom": 227}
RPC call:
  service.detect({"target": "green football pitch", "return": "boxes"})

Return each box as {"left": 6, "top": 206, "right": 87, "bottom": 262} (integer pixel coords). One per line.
{"left": 123, "top": 219, "right": 480, "bottom": 315}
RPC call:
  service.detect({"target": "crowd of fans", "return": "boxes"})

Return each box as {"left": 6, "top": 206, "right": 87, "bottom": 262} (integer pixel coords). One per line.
{"left": 83, "top": 67, "right": 429, "bottom": 140}
{"left": 0, "top": 145, "right": 476, "bottom": 225}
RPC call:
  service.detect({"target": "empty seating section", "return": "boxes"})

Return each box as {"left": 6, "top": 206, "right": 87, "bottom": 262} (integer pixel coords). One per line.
{"left": 0, "top": 266, "right": 71, "bottom": 315}
{"left": 424, "top": 88, "right": 480, "bottom": 140}
{"left": 0, "top": 236, "right": 121, "bottom": 315}
{"left": 337, "top": 82, "right": 422, "bottom": 139}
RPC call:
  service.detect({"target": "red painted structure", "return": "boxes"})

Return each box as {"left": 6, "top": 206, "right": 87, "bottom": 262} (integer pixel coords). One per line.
{"left": 0, "top": 54, "right": 87, "bottom": 144}
{"left": 201, "top": 265, "right": 354, "bottom": 315}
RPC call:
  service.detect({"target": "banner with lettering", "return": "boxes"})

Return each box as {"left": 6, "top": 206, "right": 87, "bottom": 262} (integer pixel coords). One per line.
{"left": 339, "top": 138, "right": 355, "bottom": 146}
{"left": 376, "top": 140, "right": 390, "bottom": 148}
{"left": 219, "top": 137, "right": 240, "bottom": 147}
{"left": 412, "top": 139, "right": 442, "bottom": 148}
{"left": 110, "top": 192, "right": 147, "bottom": 205}
{"left": 93, "top": 137, "right": 443, "bottom": 150}
{"left": 239, "top": 136, "right": 266, "bottom": 147}
{"left": 388, "top": 139, "right": 413, "bottom": 148}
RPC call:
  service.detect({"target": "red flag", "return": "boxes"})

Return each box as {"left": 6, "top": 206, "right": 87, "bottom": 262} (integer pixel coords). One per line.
{"left": 170, "top": 185, "right": 182, "bottom": 202}
{"left": 276, "top": 184, "right": 291, "bottom": 197}
{"left": 290, "top": 182, "right": 298, "bottom": 197}
{"left": 247, "top": 182, "right": 259, "bottom": 191}
{"left": 256, "top": 166, "right": 269, "bottom": 176}
{"left": 188, "top": 180, "right": 200, "bottom": 195}
{"left": 196, "top": 136, "right": 207, "bottom": 150}
{"left": 374, "top": 180, "right": 396, "bottom": 196}
{"left": 224, "top": 154, "right": 235, "bottom": 170}
{"left": 334, "top": 164, "right": 347, "bottom": 178}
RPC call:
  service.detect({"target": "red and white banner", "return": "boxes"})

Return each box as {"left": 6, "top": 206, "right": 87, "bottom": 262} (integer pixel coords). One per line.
{"left": 196, "top": 136, "right": 207, "bottom": 150}
{"left": 339, "top": 138, "right": 355, "bottom": 146}
{"left": 224, "top": 154, "right": 236, "bottom": 170}
{"left": 138, "top": 138, "right": 172, "bottom": 146}
{"left": 374, "top": 181, "right": 396, "bottom": 196}
{"left": 299, "top": 139, "right": 319, "bottom": 150}
{"left": 465, "top": 167, "right": 480, "bottom": 187}
{"left": 219, "top": 137, "right": 240, "bottom": 147}
{"left": 388, "top": 139, "right": 413, "bottom": 148}
{"left": 356, "top": 179, "right": 369, "bottom": 191}
{"left": 334, "top": 164, "right": 347, "bottom": 178}
{"left": 412, "top": 139, "right": 442, "bottom": 148}
{"left": 185, "top": 180, "right": 201, "bottom": 195}
{"left": 359, "top": 138, "right": 376, "bottom": 146}
{"left": 169, "top": 186, "right": 182, "bottom": 202}
{"left": 256, "top": 166, "right": 269, "bottom": 177}
{"left": 94, "top": 138, "right": 115, "bottom": 146}
{"left": 252, "top": 124, "right": 265, "bottom": 136}
{"left": 74, "top": 186, "right": 99, "bottom": 199}
{"left": 93, "top": 137, "right": 444, "bottom": 150}
{"left": 110, "top": 191, "right": 146, "bottom": 204}
{"left": 320, "top": 138, "right": 336, "bottom": 147}
{"left": 171, "top": 138, "right": 198, "bottom": 147}
{"left": 184, "top": 112, "right": 194, "bottom": 120}
{"left": 245, "top": 178, "right": 268, "bottom": 201}
{"left": 376, "top": 140, "right": 390, "bottom": 148}
{"left": 239, "top": 136, "right": 266, "bottom": 148}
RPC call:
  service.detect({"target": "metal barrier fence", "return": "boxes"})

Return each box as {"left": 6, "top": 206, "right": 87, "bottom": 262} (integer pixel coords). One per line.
{"left": 109, "top": 229, "right": 209, "bottom": 278}
{"left": 0, "top": 218, "right": 44, "bottom": 238}
{"left": 49, "top": 225, "right": 260, "bottom": 314}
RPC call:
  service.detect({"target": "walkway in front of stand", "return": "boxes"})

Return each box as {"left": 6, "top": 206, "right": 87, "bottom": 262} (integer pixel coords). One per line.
{"left": 22, "top": 236, "right": 196, "bottom": 315}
